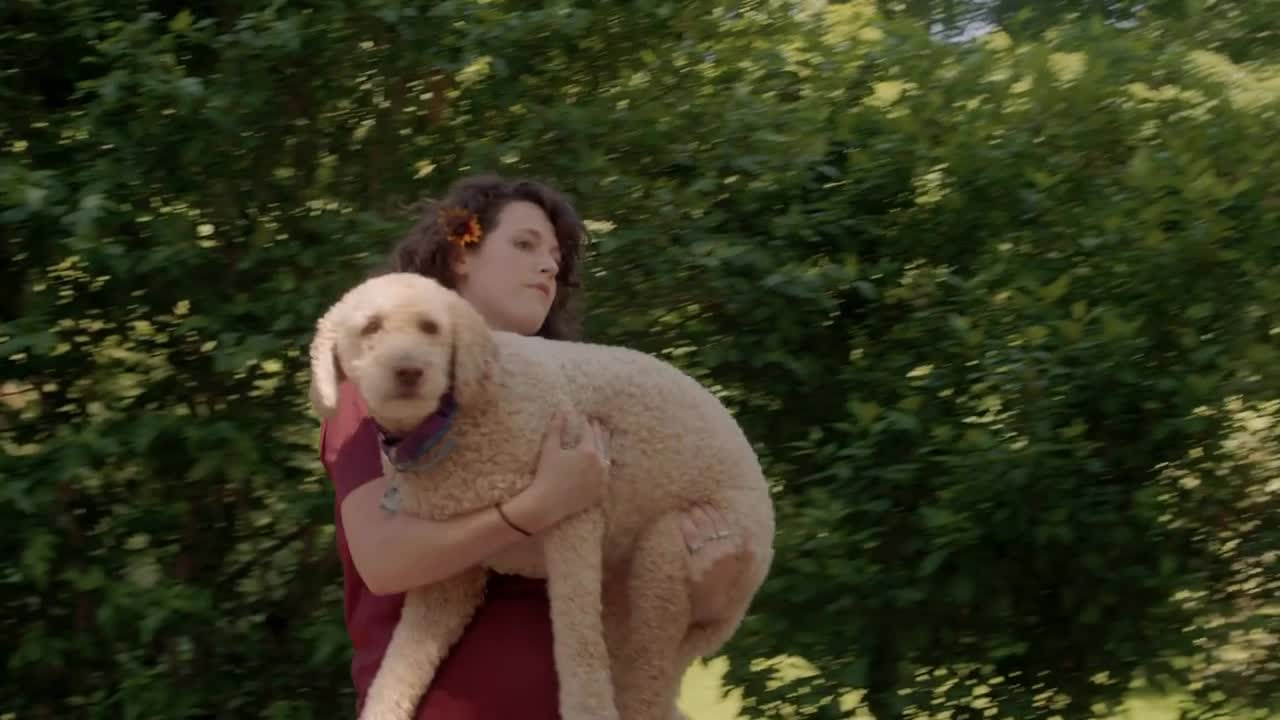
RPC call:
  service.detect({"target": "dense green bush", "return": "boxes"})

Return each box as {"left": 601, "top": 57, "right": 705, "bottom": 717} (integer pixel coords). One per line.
{"left": 0, "top": 1, "right": 804, "bottom": 716}
{"left": 3, "top": 1, "right": 1276, "bottom": 719}
{"left": 704, "top": 8, "right": 1280, "bottom": 719}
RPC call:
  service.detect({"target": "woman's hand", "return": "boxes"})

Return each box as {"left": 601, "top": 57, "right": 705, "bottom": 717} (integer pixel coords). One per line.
{"left": 681, "top": 503, "right": 754, "bottom": 626}
{"left": 502, "top": 402, "right": 611, "bottom": 535}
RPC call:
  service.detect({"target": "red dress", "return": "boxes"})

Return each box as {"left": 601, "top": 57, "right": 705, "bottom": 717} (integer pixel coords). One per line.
{"left": 320, "top": 381, "right": 560, "bottom": 719}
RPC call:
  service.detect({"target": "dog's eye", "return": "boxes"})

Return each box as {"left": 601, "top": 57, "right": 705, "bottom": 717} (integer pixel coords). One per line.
{"left": 361, "top": 316, "right": 382, "bottom": 336}
{"left": 419, "top": 318, "right": 439, "bottom": 335}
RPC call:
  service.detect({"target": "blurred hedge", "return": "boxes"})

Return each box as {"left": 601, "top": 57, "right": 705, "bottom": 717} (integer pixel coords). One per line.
{"left": 3, "top": 1, "right": 1277, "bottom": 719}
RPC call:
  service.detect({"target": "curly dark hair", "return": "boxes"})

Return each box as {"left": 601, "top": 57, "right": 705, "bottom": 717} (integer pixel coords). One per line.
{"left": 383, "top": 173, "right": 590, "bottom": 341}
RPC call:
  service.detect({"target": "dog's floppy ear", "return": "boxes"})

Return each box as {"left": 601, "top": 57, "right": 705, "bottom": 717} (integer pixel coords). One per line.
{"left": 308, "top": 298, "right": 348, "bottom": 419}
{"left": 448, "top": 292, "right": 497, "bottom": 409}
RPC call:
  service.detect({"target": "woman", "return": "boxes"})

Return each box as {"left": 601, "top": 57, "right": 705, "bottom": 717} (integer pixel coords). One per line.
{"left": 320, "top": 173, "right": 753, "bottom": 718}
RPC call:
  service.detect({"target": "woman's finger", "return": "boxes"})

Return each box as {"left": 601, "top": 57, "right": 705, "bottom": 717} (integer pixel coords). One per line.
{"left": 695, "top": 504, "right": 722, "bottom": 540}
{"left": 592, "top": 419, "right": 611, "bottom": 463}
{"left": 681, "top": 512, "right": 703, "bottom": 553}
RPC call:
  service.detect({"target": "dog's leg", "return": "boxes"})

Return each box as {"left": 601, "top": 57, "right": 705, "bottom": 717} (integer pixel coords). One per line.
{"left": 543, "top": 507, "right": 620, "bottom": 720}
{"left": 359, "top": 567, "right": 487, "bottom": 720}
{"left": 612, "top": 511, "right": 698, "bottom": 720}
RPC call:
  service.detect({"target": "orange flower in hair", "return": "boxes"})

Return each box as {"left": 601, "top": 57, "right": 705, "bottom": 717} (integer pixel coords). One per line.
{"left": 440, "top": 207, "right": 483, "bottom": 247}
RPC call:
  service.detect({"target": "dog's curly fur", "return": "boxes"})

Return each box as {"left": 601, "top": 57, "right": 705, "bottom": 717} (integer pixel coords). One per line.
{"left": 310, "top": 273, "right": 775, "bottom": 720}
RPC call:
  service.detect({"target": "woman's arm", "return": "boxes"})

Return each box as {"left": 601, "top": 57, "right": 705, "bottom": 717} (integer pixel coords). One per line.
{"left": 323, "top": 382, "right": 610, "bottom": 596}
{"left": 681, "top": 503, "right": 756, "bottom": 625}
{"left": 341, "top": 474, "right": 558, "bottom": 595}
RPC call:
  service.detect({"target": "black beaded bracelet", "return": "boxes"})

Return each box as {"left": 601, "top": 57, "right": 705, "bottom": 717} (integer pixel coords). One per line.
{"left": 496, "top": 502, "right": 532, "bottom": 537}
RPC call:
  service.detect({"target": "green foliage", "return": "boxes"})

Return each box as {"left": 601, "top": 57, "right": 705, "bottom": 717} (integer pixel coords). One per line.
{"left": 704, "top": 8, "right": 1280, "bottom": 720}
{"left": 1, "top": 1, "right": 805, "bottom": 716}
{"left": 3, "top": 1, "right": 1278, "bottom": 719}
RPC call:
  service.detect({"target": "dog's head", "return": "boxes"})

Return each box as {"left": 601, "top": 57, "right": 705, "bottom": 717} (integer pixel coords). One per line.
{"left": 308, "top": 272, "right": 496, "bottom": 432}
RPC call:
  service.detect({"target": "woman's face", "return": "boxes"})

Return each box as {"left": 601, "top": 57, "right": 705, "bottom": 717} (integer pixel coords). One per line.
{"left": 452, "top": 200, "right": 561, "bottom": 337}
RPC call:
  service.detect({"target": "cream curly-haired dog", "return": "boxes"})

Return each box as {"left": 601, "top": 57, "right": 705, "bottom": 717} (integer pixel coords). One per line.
{"left": 309, "top": 272, "right": 775, "bottom": 720}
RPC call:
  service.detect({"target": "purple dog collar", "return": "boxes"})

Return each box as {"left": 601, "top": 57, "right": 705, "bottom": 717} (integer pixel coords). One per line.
{"left": 375, "top": 392, "right": 458, "bottom": 471}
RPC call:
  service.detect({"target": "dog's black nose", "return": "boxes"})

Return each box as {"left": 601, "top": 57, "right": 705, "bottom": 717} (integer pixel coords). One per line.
{"left": 395, "top": 367, "right": 423, "bottom": 386}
